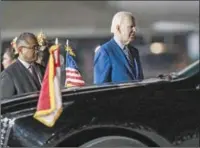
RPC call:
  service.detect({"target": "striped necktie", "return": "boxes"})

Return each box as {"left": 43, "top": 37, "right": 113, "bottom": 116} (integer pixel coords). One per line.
{"left": 123, "top": 45, "right": 134, "bottom": 67}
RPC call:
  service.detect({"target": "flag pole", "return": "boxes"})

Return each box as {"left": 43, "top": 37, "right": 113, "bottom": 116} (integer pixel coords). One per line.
{"left": 66, "top": 39, "right": 69, "bottom": 55}
{"left": 66, "top": 39, "right": 69, "bottom": 47}
{"left": 55, "top": 38, "right": 58, "bottom": 45}
{"left": 66, "top": 39, "right": 69, "bottom": 56}
{"left": 65, "top": 39, "right": 69, "bottom": 87}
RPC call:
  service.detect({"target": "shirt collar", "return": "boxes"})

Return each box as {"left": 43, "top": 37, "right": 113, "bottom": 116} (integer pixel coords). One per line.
{"left": 18, "top": 58, "right": 31, "bottom": 69}
{"left": 113, "top": 36, "right": 125, "bottom": 50}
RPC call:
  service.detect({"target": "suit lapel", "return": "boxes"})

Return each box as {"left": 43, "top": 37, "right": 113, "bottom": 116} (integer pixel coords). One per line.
{"left": 16, "top": 60, "right": 41, "bottom": 90}
{"left": 33, "top": 63, "right": 43, "bottom": 85}
{"left": 110, "top": 38, "right": 135, "bottom": 79}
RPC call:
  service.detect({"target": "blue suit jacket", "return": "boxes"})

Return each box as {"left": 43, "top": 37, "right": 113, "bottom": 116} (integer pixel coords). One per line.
{"left": 94, "top": 38, "right": 144, "bottom": 84}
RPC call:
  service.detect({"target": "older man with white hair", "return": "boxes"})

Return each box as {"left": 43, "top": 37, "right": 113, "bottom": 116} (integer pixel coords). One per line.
{"left": 94, "top": 11, "right": 144, "bottom": 84}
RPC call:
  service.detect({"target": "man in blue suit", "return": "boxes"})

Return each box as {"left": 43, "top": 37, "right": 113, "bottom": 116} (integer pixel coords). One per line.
{"left": 94, "top": 11, "right": 144, "bottom": 85}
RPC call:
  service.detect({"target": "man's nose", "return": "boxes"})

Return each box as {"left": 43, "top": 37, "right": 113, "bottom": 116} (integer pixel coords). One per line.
{"left": 132, "top": 27, "right": 137, "bottom": 32}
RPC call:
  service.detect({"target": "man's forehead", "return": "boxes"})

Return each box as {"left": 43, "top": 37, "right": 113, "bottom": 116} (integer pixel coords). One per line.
{"left": 124, "top": 16, "right": 135, "bottom": 22}
{"left": 122, "top": 16, "right": 135, "bottom": 25}
{"left": 26, "top": 37, "right": 38, "bottom": 44}
{"left": 22, "top": 37, "right": 38, "bottom": 46}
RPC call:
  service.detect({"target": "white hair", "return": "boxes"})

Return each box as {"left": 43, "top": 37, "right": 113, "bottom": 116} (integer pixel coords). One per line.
{"left": 110, "top": 11, "right": 134, "bottom": 33}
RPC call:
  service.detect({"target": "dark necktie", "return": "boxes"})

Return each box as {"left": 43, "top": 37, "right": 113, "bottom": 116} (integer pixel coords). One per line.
{"left": 123, "top": 46, "right": 139, "bottom": 79}
{"left": 29, "top": 64, "right": 41, "bottom": 86}
{"left": 123, "top": 46, "right": 134, "bottom": 67}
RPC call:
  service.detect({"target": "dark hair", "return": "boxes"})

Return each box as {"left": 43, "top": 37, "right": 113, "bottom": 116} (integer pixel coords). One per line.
{"left": 16, "top": 32, "right": 38, "bottom": 47}
{"left": 4, "top": 47, "right": 18, "bottom": 60}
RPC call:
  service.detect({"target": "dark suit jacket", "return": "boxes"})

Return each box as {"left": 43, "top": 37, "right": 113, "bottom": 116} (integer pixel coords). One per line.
{"left": 0, "top": 60, "right": 45, "bottom": 100}
{"left": 94, "top": 38, "right": 143, "bottom": 84}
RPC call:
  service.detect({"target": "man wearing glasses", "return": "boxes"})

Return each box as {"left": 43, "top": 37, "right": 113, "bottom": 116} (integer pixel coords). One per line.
{"left": 0, "top": 32, "right": 45, "bottom": 100}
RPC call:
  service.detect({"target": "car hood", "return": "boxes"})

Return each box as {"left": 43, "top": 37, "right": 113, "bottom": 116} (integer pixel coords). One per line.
{"left": 1, "top": 77, "right": 167, "bottom": 105}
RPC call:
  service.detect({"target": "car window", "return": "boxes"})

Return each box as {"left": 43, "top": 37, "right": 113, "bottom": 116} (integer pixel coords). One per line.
{"left": 176, "top": 60, "right": 199, "bottom": 79}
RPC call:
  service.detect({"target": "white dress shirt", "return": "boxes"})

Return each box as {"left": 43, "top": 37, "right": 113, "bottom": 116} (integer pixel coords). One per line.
{"left": 18, "top": 58, "right": 41, "bottom": 84}
{"left": 113, "top": 36, "right": 125, "bottom": 50}
{"left": 113, "top": 36, "right": 134, "bottom": 67}
{"left": 18, "top": 58, "right": 32, "bottom": 73}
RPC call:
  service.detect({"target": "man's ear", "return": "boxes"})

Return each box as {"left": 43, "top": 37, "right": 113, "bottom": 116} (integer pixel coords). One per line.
{"left": 17, "top": 47, "right": 22, "bottom": 53}
{"left": 116, "top": 25, "right": 121, "bottom": 34}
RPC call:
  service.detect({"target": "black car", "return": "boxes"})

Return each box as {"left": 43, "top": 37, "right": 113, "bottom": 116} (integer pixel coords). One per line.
{"left": 1, "top": 60, "right": 200, "bottom": 147}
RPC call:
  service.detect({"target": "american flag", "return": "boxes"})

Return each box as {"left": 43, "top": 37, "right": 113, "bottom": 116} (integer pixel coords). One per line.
{"left": 65, "top": 45, "right": 85, "bottom": 87}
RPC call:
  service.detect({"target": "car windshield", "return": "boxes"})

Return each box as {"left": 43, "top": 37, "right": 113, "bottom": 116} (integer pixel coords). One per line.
{"left": 172, "top": 60, "right": 199, "bottom": 79}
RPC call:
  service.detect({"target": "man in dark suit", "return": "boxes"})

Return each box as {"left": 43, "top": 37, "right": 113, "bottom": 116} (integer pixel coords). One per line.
{"left": 0, "top": 32, "right": 45, "bottom": 100}
{"left": 94, "top": 11, "right": 144, "bottom": 84}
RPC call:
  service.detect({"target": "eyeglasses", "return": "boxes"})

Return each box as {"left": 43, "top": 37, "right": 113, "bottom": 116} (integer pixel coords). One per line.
{"left": 20, "top": 45, "right": 40, "bottom": 51}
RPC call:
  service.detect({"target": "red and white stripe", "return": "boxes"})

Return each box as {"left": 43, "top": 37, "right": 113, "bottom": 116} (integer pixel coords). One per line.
{"left": 34, "top": 45, "right": 62, "bottom": 127}
{"left": 65, "top": 67, "right": 85, "bottom": 86}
